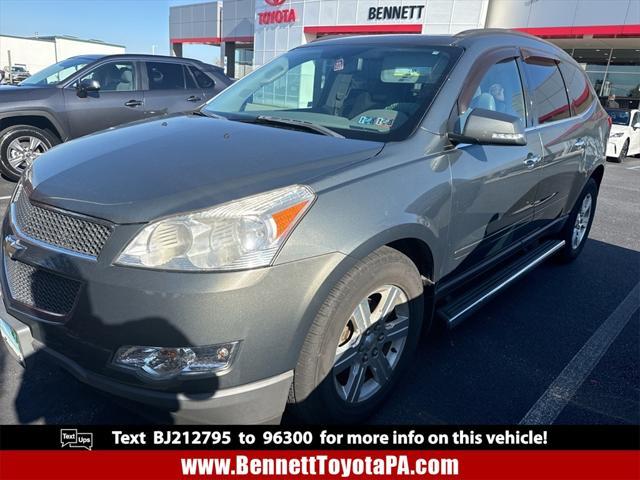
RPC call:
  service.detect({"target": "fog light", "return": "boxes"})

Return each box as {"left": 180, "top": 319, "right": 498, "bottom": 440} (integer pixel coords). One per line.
{"left": 113, "top": 342, "right": 239, "bottom": 380}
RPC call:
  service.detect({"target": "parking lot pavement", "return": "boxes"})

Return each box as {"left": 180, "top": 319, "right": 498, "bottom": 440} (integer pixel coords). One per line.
{"left": 0, "top": 158, "right": 638, "bottom": 425}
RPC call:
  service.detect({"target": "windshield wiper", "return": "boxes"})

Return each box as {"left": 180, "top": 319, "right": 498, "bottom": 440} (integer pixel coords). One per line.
{"left": 252, "top": 115, "right": 344, "bottom": 138}
{"left": 192, "top": 110, "right": 226, "bottom": 120}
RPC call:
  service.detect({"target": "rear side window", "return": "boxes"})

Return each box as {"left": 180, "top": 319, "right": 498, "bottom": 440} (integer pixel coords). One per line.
{"left": 146, "top": 62, "right": 190, "bottom": 90}
{"left": 558, "top": 62, "right": 594, "bottom": 116}
{"left": 523, "top": 61, "right": 571, "bottom": 124}
{"left": 189, "top": 66, "right": 215, "bottom": 89}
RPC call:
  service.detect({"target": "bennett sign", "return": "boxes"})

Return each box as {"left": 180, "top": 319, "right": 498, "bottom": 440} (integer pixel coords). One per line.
{"left": 368, "top": 5, "right": 425, "bottom": 21}
{"left": 259, "top": 0, "right": 296, "bottom": 25}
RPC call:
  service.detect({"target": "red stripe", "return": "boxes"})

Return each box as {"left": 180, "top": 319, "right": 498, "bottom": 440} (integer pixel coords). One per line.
{"left": 170, "top": 36, "right": 221, "bottom": 44}
{"left": 1, "top": 450, "right": 638, "bottom": 480}
{"left": 517, "top": 24, "right": 640, "bottom": 38}
{"left": 304, "top": 24, "right": 423, "bottom": 35}
{"left": 222, "top": 36, "right": 254, "bottom": 43}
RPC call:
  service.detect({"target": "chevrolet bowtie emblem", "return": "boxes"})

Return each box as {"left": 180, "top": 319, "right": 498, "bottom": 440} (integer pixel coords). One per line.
{"left": 4, "top": 235, "right": 25, "bottom": 259}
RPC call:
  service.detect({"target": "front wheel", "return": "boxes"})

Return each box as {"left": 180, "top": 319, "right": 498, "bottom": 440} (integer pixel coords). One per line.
{"left": 613, "top": 139, "right": 629, "bottom": 163}
{"left": 0, "top": 125, "right": 59, "bottom": 181}
{"left": 555, "top": 178, "right": 598, "bottom": 263}
{"left": 288, "top": 246, "right": 425, "bottom": 424}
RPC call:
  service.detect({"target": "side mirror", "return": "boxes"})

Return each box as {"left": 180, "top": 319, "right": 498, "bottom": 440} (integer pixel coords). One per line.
{"left": 76, "top": 78, "right": 100, "bottom": 97}
{"left": 449, "top": 108, "right": 526, "bottom": 146}
{"left": 633, "top": 122, "right": 640, "bottom": 130}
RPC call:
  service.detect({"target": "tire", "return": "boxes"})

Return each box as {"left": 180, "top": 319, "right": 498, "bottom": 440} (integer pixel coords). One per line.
{"left": 555, "top": 178, "right": 598, "bottom": 263}
{"left": 288, "top": 246, "right": 425, "bottom": 424}
{"left": 613, "top": 139, "right": 629, "bottom": 163}
{"left": 0, "top": 125, "right": 59, "bottom": 181}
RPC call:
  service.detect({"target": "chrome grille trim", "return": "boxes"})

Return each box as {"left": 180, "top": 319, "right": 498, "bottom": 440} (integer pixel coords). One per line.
{"left": 12, "top": 186, "right": 112, "bottom": 259}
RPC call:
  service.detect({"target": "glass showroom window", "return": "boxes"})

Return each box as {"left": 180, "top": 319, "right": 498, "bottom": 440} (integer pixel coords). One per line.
{"left": 568, "top": 48, "right": 640, "bottom": 101}
{"left": 606, "top": 49, "right": 640, "bottom": 99}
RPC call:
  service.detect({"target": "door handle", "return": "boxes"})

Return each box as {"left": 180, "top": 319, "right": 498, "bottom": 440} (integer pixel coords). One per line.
{"left": 124, "top": 100, "right": 143, "bottom": 107}
{"left": 574, "top": 138, "right": 586, "bottom": 149}
{"left": 186, "top": 95, "right": 202, "bottom": 102}
{"left": 523, "top": 153, "right": 542, "bottom": 168}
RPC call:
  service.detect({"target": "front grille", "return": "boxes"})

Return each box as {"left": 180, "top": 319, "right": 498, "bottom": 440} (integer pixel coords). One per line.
{"left": 5, "top": 257, "right": 81, "bottom": 316}
{"left": 14, "top": 187, "right": 111, "bottom": 257}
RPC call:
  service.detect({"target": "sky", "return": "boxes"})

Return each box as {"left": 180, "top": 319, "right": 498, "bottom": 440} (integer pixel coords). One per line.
{"left": 0, "top": 0, "right": 221, "bottom": 63}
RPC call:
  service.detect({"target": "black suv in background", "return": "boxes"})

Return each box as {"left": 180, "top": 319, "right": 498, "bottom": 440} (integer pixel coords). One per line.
{"left": 0, "top": 54, "right": 232, "bottom": 180}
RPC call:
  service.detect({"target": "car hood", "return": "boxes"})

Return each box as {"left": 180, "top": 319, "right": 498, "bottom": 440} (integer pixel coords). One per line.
{"left": 0, "top": 84, "right": 58, "bottom": 102}
{"left": 609, "top": 124, "right": 628, "bottom": 136}
{"left": 27, "top": 114, "right": 384, "bottom": 224}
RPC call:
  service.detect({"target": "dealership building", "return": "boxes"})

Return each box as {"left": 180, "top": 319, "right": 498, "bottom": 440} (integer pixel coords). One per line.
{"left": 170, "top": 0, "right": 639, "bottom": 102}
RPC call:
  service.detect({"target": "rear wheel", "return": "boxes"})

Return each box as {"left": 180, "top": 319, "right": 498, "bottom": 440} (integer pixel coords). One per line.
{"left": 555, "top": 178, "right": 598, "bottom": 263}
{"left": 0, "top": 125, "right": 59, "bottom": 181}
{"left": 288, "top": 246, "right": 425, "bottom": 423}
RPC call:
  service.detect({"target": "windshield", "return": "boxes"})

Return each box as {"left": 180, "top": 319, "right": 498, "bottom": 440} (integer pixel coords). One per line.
{"left": 203, "top": 44, "right": 462, "bottom": 141}
{"left": 606, "top": 109, "right": 630, "bottom": 126}
{"left": 21, "top": 57, "right": 94, "bottom": 86}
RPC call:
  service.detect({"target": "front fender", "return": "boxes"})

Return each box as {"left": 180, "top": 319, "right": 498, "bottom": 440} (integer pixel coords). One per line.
{"left": 0, "top": 109, "right": 69, "bottom": 140}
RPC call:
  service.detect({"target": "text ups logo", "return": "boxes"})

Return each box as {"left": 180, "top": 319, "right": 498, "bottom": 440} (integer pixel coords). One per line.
{"left": 60, "top": 429, "right": 93, "bottom": 450}
{"left": 265, "top": 0, "right": 286, "bottom": 5}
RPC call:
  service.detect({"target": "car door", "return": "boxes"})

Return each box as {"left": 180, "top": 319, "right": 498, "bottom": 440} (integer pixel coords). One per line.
{"left": 141, "top": 61, "right": 205, "bottom": 119}
{"left": 447, "top": 52, "right": 543, "bottom": 272}
{"left": 62, "top": 60, "right": 145, "bottom": 138}
{"left": 522, "top": 55, "right": 587, "bottom": 225}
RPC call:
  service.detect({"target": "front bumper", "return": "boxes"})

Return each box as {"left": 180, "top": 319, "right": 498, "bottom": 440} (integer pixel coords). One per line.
{"left": 0, "top": 202, "right": 352, "bottom": 422}
{"left": 606, "top": 139, "right": 623, "bottom": 158}
{"left": 0, "top": 299, "right": 292, "bottom": 424}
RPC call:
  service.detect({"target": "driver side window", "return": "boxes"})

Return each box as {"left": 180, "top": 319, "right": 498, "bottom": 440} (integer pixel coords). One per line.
{"left": 79, "top": 62, "right": 136, "bottom": 92}
{"left": 462, "top": 59, "right": 527, "bottom": 127}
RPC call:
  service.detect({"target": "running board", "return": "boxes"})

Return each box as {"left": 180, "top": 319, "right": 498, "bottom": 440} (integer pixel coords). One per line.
{"left": 438, "top": 240, "right": 565, "bottom": 329}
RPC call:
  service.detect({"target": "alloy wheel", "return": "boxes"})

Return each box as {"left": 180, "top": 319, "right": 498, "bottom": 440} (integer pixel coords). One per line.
{"left": 333, "top": 284, "right": 410, "bottom": 403}
{"left": 572, "top": 193, "right": 592, "bottom": 249}
{"left": 7, "top": 135, "right": 48, "bottom": 170}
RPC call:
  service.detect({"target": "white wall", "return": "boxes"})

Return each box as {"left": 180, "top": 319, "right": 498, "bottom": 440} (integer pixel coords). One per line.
{"left": 0, "top": 36, "right": 56, "bottom": 73}
{"left": 0, "top": 36, "right": 124, "bottom": 77}
{"left": 253, "top": 0, "right": 490, "bottom": 68}
{"left": 486, "top": 0, "right": 639, "bottom": 29}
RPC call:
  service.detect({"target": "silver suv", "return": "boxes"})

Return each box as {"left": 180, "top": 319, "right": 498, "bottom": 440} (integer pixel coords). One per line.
{"left": 0, "top": 30, "right": 608, "bottom": 424}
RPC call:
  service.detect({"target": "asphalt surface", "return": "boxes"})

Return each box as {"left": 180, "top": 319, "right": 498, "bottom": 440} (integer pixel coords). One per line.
{"left": 0, "top": 157, "right": 638, "bottom": 425}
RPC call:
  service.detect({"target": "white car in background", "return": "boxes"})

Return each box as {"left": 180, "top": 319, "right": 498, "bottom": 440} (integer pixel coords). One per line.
{"left": 606, "top": 108, "right": 640, "bottom": 162}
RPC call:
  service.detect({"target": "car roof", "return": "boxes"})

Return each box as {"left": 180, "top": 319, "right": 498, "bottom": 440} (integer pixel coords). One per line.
{"left": 306, "top": 29, "right": 568, "bottom": 59}
{"left": 67, "top": 53, "right": 222, "bottom": 70}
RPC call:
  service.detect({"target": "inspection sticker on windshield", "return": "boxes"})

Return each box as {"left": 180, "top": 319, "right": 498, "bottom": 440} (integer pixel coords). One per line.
{"left": 358, "top": 115, "right": 394, "bottom": 128}
{"left": 333, "top": 58, "right": 344, "bottom": 71}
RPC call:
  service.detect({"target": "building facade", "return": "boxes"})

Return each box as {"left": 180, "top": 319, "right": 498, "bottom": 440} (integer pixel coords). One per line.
{"left": 170, "top": 0, "right": 639, "bottom": 104}
{"left": 0, "top": 34, "right": 125, "bottom": 76}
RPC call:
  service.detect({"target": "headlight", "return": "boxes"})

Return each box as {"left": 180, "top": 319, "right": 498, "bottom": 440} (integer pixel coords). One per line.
{"left": 113, "top": 342, "right": 239, "bottom": 380}
{"left": 610, "top": 132, "right": 624, "bottom": 138}
{"left": 116, "top": 185, "right": 315, "bottom": 271}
